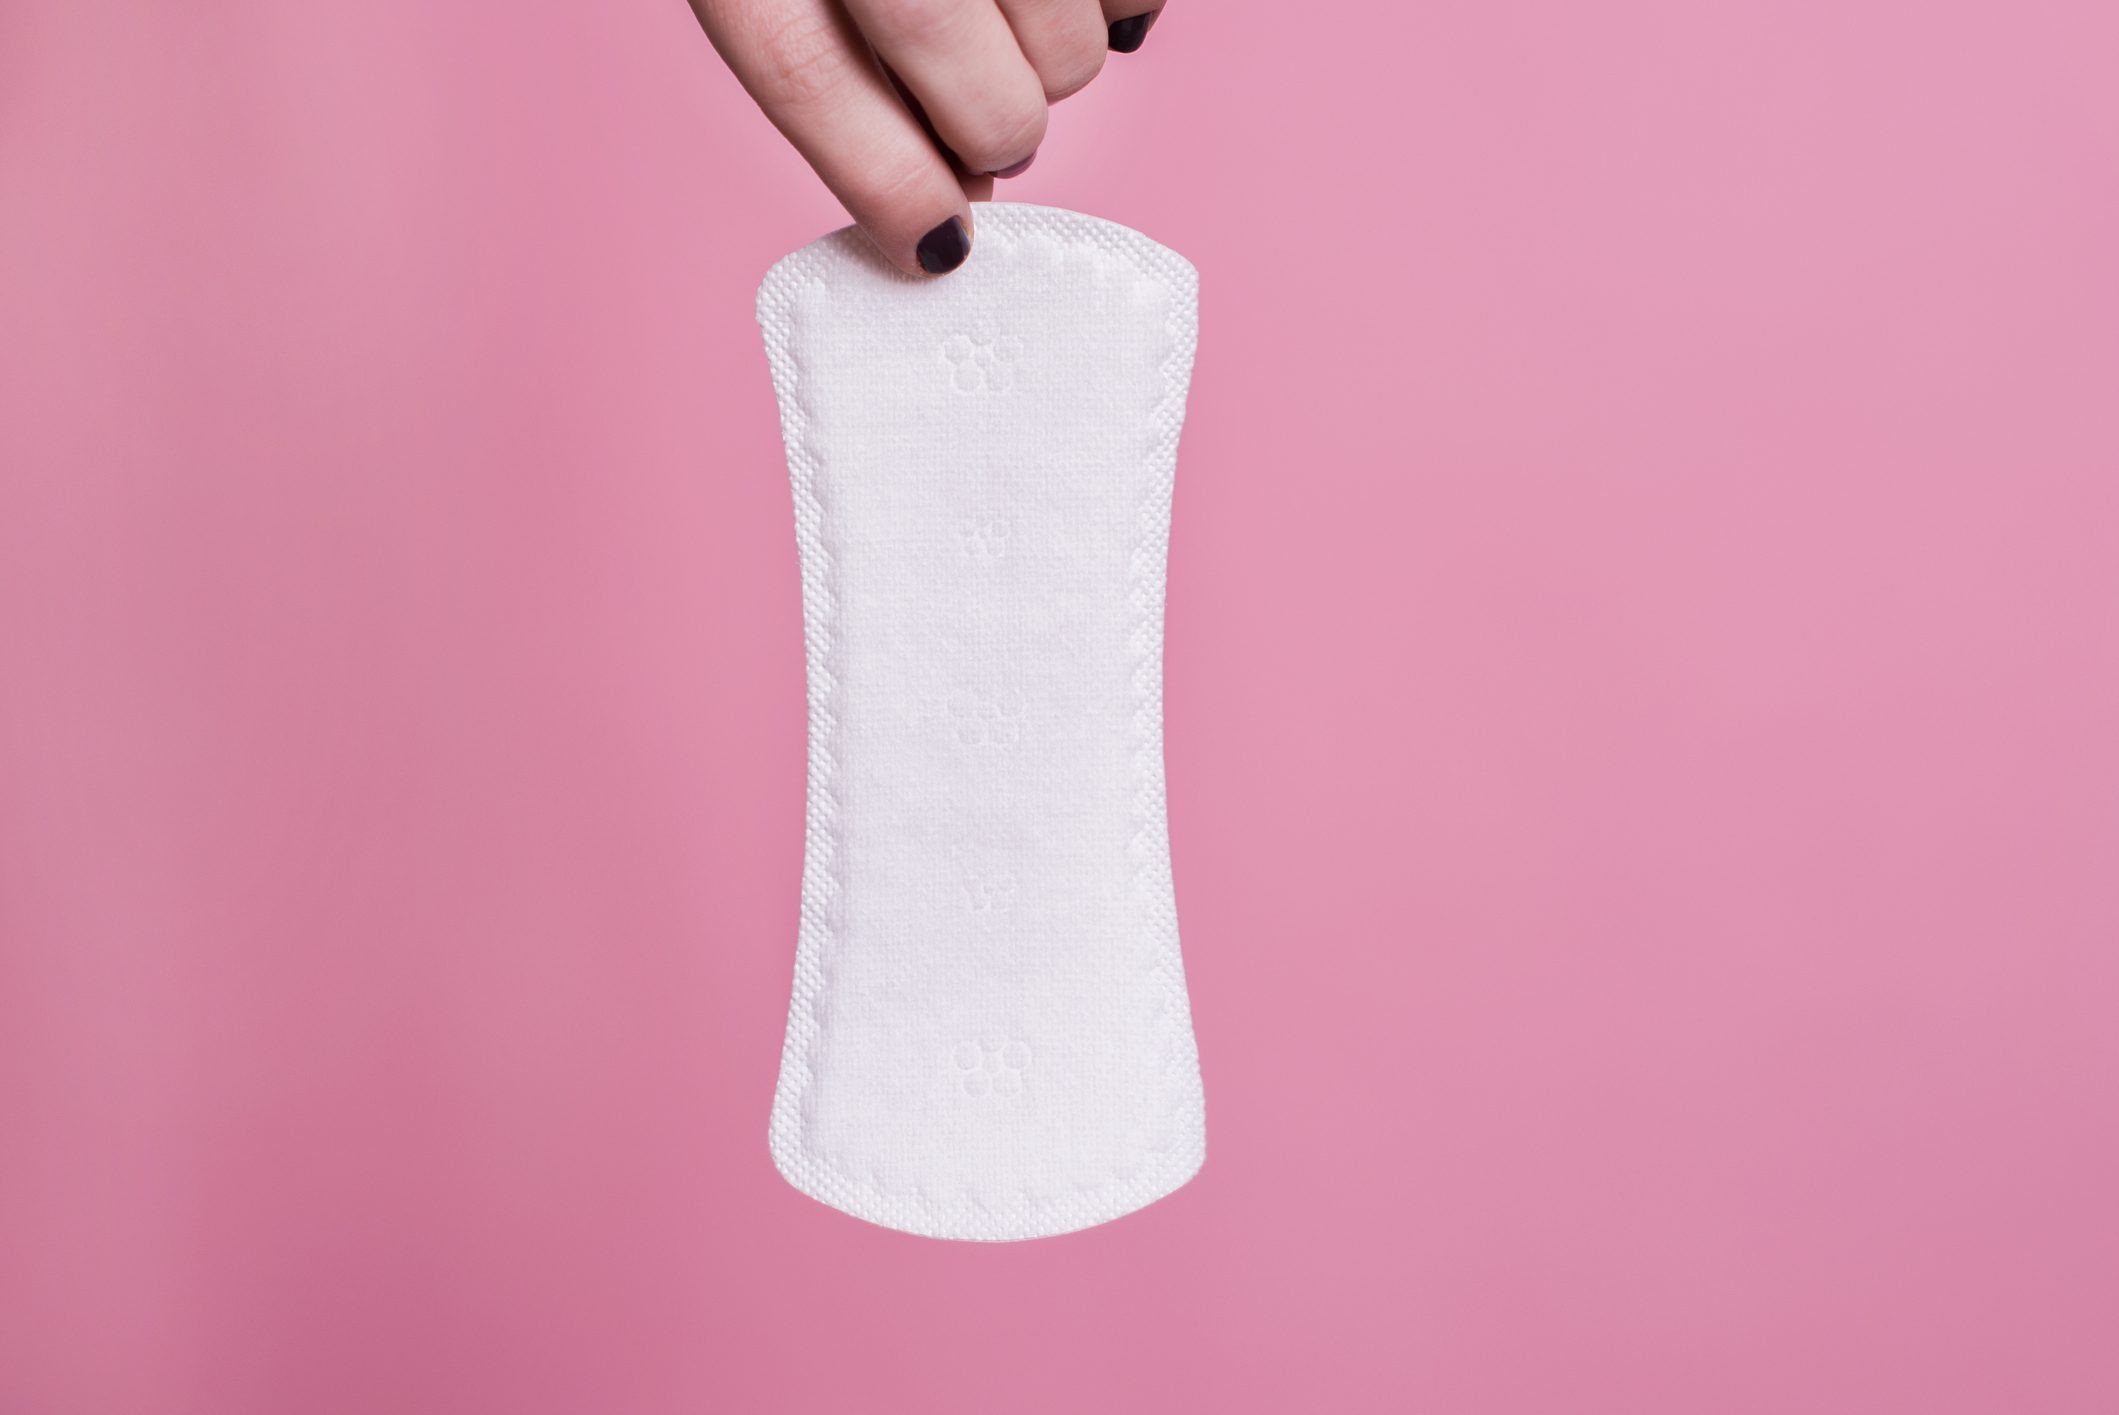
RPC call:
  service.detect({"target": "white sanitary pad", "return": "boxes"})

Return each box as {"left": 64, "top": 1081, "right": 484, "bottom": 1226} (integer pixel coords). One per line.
{"left": 756, "top": 203, "right": 1206, "bottom": 1241}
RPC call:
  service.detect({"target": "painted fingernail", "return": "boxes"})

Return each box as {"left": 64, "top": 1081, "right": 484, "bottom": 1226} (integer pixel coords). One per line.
{"left": 916, "top": 216, "right": 971, "bottom": 275}
{"left": 1108, "top": 10, "right": 1159, "bottom": 53}
{"left": 990, "top": 152, "right": 1036, "bottom": 179}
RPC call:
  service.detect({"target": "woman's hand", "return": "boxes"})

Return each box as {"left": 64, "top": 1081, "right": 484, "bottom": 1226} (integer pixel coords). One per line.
{"left": 688, "top": 0, "right": 1162, "bottom": 275}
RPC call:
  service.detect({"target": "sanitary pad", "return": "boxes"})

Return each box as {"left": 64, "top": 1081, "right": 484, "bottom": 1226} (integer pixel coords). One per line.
{"left": 756, "top": 204, "right": 1205, "bottom": 1241}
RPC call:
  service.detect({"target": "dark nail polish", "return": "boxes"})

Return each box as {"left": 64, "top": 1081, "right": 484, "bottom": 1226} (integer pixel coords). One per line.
{"left": 990, "top": 152, "right": 1036, "bottom": 179}
{"left": 916, "top": 216, "right": 971, "bottom": 275}
{"left": 1108, "top": 10, "right": 1159, "bottom": 53}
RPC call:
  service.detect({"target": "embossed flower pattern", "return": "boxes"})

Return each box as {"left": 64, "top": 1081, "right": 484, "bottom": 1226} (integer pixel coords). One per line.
{"left": 953, "top": 1036, "right": 1032, "bottom": 1098}
{"left": 944, "top": 690, "right": 1024, "bottom": 747}
{"left": 941, "top": 326, "right": 1023, "bottom": 392}
{"left": 956, "top": 516, "right": 1011, "bottom": 564}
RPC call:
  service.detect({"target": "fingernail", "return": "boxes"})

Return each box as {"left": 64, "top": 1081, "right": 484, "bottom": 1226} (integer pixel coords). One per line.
{"left": 916, "top": 216, "right": 971, "bottom": 275}
{"left": 1108, "top": 10, "right": 1159, "bottom": 53}
{"left": 989, "top": 151, "right": 1036, "bottom": 179}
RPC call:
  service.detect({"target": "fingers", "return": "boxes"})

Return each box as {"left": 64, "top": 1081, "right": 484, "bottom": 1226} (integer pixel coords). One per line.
{"left": 842, "top": 0, "right": 1048, "bottom": 176}
{"left": 692, "top": 0, "right": 1168, "bottom": 275}
{"left": 1099, "top": 2, "right": 1163, "bottom": 54}
{"left": 995, "top": 0, "right": 1106, "bottom": 102}
{"left": 691, "top": 0, "right": 977, "bottom": 274}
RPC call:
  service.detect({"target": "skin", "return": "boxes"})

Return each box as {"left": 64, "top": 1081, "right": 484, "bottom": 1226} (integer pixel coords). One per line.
{"left": 687, "top": 0, "right": 1163, "bottom": 275}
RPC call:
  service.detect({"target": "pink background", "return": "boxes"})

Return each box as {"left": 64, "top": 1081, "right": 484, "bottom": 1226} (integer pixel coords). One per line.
{"left": 4, "top": 2, "right": 2118, "bottom": 1411}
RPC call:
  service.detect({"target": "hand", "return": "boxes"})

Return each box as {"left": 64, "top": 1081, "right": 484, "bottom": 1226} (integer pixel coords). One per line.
{"left": 688, "top": 0, "right": 1164, "bottom": 276}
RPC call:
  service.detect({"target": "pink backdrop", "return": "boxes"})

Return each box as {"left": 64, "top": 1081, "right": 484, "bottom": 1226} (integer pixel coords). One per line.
{"left": 5, "top": 2, "right": 2118, "bottom": 1411}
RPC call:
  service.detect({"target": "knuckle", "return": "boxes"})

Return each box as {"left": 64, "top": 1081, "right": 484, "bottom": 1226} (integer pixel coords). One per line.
{"left": 852, "top": 147, "right": 944, "bottom": 226}
{"left": 1041, "top": 43, "right": 1106, "bottom": 102}
{"left": 861, "top": 0, "right": 954, "bottom": 46}
{"left": 963, "top": 101, "right": 1047, "bottom": 170}
{"left": 750, "top": 8, "right": 858, "bottom": 113}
